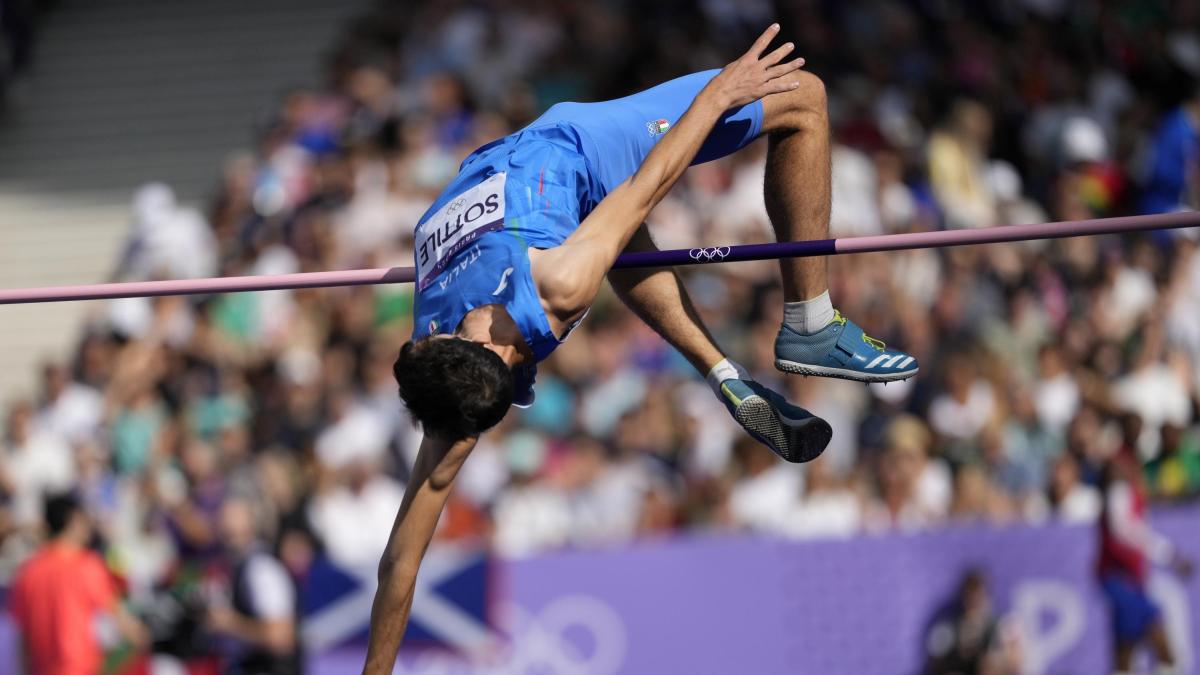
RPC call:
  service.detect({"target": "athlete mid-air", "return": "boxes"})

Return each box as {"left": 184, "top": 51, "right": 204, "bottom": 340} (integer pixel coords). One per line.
{"left": 364, "top": 25, "right": 918, "bottom": 671}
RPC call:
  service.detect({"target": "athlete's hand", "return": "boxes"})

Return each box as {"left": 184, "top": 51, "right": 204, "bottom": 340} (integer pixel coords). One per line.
{"left": 708, "top": 24, "right": 805, "bottom": 109}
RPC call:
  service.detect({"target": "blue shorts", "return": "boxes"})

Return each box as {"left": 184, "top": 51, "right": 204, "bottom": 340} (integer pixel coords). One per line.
{"left": 445, "top": 69, "right": 765, "bottom": 247}
{"left": 1100, "top": 572, "right": 1161, "bottom": 643}
{"left": 528, "top": 69, "right": 765, "bottom": 200}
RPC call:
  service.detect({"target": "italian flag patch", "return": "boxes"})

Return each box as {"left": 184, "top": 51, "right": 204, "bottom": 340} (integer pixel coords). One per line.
{"left": 646, "top": 118, "right": 671, "bottom": 136}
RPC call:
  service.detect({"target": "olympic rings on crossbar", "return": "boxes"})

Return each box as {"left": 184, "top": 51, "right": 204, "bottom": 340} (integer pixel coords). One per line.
{"left": 688, "top": 246, "right": 732, "bottom": 262}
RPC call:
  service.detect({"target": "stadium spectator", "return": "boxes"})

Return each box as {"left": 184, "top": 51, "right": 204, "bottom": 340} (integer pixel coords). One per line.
{"left": 206, "top": 497, "right": 301, "bottom": 675}
{"left": 35, "top": 361, "right": 103, "bottom": 446}
{"left": 8, "top": 493, "right": 148, "bottom": 674}
{"left": 922, "top": 569, "right": 1021, "bottom": 675}
{"left": 1144, "top": 423, "right": 1200, "bottom": 500}
{"left": 1, "top": 401, "right": 74, "bottom": 531}
{"left": 1139, "top": 88, "right": 1200, "bottom": 216}
{"left": 1041, "top": 453, "right": 1102, "bottom": 524}
{"left": 928, "top": 99, "right": 997, "bottom": 229}
{"left": 1098, "top": 450, "right": 1194, "bottom": 675}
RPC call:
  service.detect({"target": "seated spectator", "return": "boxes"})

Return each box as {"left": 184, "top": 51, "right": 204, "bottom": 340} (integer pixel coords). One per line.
{"left": 923, "top": 570, "right": 1021, "bottom": 674}
{"left": 35, "top": 361, "right": 103, "bottom": 446}
{"left": 866, "top": 416, "right": 951, "bottom": 532}
{"left": 727, "top": 435, "right": 803, "bottom": 535}
{"left": 1144, "top": 423, "right": 1200, "bottom": 501}
{"left": 928, "top": 99, "right": 997, "bottom": 229}
{"left": 308, "top": 458, "right": 404, "bottom": 567}
{"left": 1043, "top": 454, "right": 1101, "bottom": 524}
{"left": 1138, "top": 91, "right": 1200, "bottom": 216}
{"left": 1, "top": 401, "right": 74, "bottom": 531}
{"left": 492, "top": 431, "right": 571, "bottom": 557}
{"left": 207, "top": 497, "right": 300, "bottom": 675}
{"left": 781, "top": 455, "right": 862, "bottom": 539}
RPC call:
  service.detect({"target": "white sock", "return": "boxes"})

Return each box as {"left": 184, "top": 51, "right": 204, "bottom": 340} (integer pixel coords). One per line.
{"left": 706, "top": 358, "right": 751, "bottom": 399}
{"left": 783, "top": 290, "right": 835, "bottom": 335}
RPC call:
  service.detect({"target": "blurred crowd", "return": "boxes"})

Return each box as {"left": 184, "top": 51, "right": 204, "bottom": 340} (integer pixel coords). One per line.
{"left": 2, "top": 0, "right": 1200, "bottom": 663}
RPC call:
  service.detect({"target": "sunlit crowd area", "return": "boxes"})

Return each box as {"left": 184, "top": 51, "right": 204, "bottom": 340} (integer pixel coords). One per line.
{"left": 1, "top": 0, "right": 1198, "bottom": 626}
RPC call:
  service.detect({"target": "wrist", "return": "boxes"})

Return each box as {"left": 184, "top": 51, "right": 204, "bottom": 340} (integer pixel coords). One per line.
{"left": 697, "top": 83, "right": 732, "bottom": 113}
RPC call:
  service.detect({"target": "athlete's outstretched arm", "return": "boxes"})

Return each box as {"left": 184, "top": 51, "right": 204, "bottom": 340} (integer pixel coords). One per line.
{"left": 363, "top": 434, "right": 477, "bottom": 675}
{"left": 530, "top": 24, "right": 805, "bottom": 329}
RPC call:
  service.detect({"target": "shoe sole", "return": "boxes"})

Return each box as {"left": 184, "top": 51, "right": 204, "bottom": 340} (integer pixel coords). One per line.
{"left": 775, "top": 359, "right": 919, "bottom": 384}
{"left": 735, "top": 395, "right": 832, "bottom": 464}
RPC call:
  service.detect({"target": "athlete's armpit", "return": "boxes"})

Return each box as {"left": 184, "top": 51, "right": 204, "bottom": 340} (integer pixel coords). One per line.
{"left": 527, "top": 244, "right": 598, "bottom": 335}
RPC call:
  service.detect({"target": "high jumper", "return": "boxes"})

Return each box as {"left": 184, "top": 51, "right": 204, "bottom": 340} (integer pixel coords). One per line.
{"left": 364, "top": 24, "right": 901, "bottom": 672}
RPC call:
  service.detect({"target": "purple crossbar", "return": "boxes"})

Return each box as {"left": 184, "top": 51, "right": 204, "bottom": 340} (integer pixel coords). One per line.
{"left": 0, "top": 211, "right": 1196, "bottom": 305}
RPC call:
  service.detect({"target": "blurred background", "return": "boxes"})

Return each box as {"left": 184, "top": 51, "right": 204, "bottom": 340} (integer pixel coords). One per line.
{"left": 1, "top": 0, "right": 1199, "bottom": 673}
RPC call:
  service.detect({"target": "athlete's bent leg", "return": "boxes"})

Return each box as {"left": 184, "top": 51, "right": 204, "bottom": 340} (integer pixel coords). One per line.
{"left": 760, "top": 71, "right": 831, "bottom": 304}
{"left": 758, "top": 72, "right": 919, "bottom": 383}
{"left": 606, "top": 226, "right": 725, "bottom": 374}
{"left": 607, "top": 225, "right": 830, "bottom": 463}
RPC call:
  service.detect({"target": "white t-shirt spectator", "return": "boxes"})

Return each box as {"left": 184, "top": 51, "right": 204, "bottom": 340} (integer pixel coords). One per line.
{"left": 729, "top": 464, "right": 803, "bottom": 534}
{"left": 1113, "top": 363, "right": 1193, "bottom": 457}
{"left": 1057, "top": 484, "right": 1102, "bottom": 524}
{"left": 493, "top": 483, "right": 572, "bottom": 558}
{"left": 1033, "top": 372, "right": 1080, "bottom": 435}
{"left": 315, "top": 405, "right": 391, "bottom": 470}
{"left": 929, "top": 381, "right": 996, "bottom": 441}
{"left": 569, "top": 462, "right": 650, "bottom": 546}
{"left": 782, "top": 489, "right": 862, "bottom": 540}
{"left": 308, "top": 476, "right": 405, "bottom": 567}
{"left": 3, "top": 431, "right": 76, "bottom": 527}
{"left": 917, "top": 459, "right": 955, "bottom": 519}
{"left": 238, "top": 552, "right": 296, "bottom": 620}
{"left": 36, "top": 383, "right": 103, "bottom": 445}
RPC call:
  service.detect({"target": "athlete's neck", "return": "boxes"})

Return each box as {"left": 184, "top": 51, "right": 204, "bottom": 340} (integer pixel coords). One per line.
{"left": 457, "top": 305, "right": 534, "bottom": 367}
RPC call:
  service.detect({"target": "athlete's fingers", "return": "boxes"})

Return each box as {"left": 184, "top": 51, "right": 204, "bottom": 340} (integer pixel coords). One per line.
{"left": 745, "top": 23, "right": 780, "bottom": 59}
{"left": 766, "top": 58, "right": 806, "bottom": 80}
{"left": 766, "top": 78, "right": 803, "bottom": 95}
{"left": 761, "top": 41, "right": 794, "bottom": 67}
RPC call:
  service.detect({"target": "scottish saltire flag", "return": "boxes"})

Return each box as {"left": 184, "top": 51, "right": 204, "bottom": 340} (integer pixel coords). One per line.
{"left": 301, "top": 546, "right": 493, "bottom": 652}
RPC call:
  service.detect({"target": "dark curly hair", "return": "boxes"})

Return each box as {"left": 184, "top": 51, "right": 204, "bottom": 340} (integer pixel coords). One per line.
{"left": 393, "top": 337, "right": 514, "bottom": 441}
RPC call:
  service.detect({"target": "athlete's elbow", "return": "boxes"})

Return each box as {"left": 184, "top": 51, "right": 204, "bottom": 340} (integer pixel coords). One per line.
{"left": 377, "top": 551, "right": 407, "bottom": 587}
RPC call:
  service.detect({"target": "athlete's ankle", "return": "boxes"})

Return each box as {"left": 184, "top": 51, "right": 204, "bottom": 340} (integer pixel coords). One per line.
{"left": 706, "top": 358, "right": 751, "bottom": 399}
{"left": 783, "top": 290, "right": 835, "bottom": 335}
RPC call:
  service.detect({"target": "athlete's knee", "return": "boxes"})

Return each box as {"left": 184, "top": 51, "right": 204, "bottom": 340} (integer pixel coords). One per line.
{"left": 763, "top": 71, "right": 827, "bottom": 133}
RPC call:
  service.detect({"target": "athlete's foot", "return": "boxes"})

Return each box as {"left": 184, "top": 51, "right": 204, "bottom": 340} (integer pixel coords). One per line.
{"left": 775, "top": 310, "right": 918, "bottom": 383}
{"left": 718, "top": 378, "right": 832, "bottom": 463}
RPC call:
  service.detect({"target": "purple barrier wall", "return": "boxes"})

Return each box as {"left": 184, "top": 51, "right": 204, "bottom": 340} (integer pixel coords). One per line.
{"left": 2, "top": 508, "right": 1199, "bottom": 674}
{"left": 317, "top": 508, "right": 1200, "bottom": 675}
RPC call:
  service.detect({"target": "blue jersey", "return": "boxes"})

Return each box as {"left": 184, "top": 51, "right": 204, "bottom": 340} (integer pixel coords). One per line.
{"left": 412, "top": 70, "right": 764, "bottom": 405}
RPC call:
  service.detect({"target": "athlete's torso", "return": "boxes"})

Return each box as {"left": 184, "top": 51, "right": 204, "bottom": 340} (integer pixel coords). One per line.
{"left": 411, "top": 123, "right": 598, "bottom": 406}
